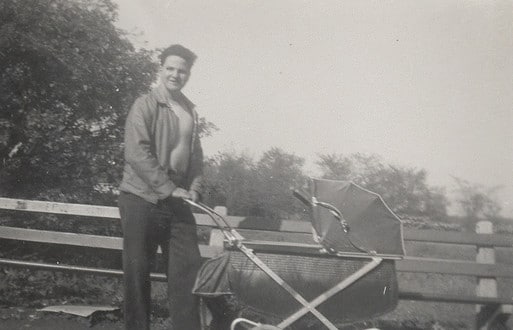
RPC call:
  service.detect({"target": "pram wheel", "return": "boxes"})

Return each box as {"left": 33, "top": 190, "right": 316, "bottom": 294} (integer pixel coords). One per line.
{"left": 250, "top": 326, "right": 281, "bottom": 330}
{"left": 230, "top": 317, "right": 281, "bottom": 330}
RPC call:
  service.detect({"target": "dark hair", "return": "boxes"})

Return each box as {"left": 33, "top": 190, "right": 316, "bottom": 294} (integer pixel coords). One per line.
{"left": 159, "top": 44, "right": 197, "bottom": 68}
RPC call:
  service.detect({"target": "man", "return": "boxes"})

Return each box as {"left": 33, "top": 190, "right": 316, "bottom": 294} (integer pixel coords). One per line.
{"left": 118, "top": 44, "right": 203, "bottom": 330}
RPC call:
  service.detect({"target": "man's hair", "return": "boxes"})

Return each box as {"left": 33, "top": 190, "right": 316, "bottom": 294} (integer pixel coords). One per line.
{"left": 159, "top": 44, "right": 197, "bottom": 68}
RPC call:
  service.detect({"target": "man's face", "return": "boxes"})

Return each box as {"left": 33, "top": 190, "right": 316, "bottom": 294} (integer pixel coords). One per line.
{"left": 160, "top": 55, "right": 190, "bottom": 93}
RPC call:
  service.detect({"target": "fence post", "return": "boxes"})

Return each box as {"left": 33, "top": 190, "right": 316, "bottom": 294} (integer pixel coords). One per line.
{"left": 208, "top": 206, "right": 228, "bottom": 247}
{"left": 474, "top": 220, "right": 506, "bottom": 330}
{"left": 214, "top": 206, "right": 228, "bottom": 217}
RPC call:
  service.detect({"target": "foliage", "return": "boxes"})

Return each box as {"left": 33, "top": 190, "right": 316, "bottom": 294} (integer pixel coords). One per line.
{"left": 452, "top": 176, "right": 502, "bottom": 220}
{"left": 198, "top": 116, "right": 219, "bottom": 138}
{"left": 316, "top": 153, "right": 449, "bottom": 220}
{"left": 203, "top": 151, "right": 260, "bottom": 216}
{"left": 254, "top": 148, "right": 307, "bottom": 219}
{"left": 203, "top": 148, "right": 307, "bottom": 219}
{"left": 0, "top": 0, "right": 158, "bottom": 204}
{"left": 204, "top": 150, "right": 451, "bottom": 221}
{"left": 400, "top": 216, "right": 462, "bottom": 231}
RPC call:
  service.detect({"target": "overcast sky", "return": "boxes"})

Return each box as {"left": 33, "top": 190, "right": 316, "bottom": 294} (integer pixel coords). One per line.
{"left": 113, "top": 0, "right": 513, "bottom": 217}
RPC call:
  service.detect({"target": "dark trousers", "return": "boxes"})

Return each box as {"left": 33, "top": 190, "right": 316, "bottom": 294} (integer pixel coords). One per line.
{"left": 118, "top": 192, "right": 202, "bottom": 330}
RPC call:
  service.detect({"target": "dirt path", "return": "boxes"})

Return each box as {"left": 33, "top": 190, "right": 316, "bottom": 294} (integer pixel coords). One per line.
{"left": 0, "top": 308, "right": 169, "bottom": 330}
{"left": 0, "top": 318, "right": 123, "bottom": 330}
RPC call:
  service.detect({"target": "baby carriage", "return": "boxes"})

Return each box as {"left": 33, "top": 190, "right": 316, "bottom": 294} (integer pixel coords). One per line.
{"left": 186, "top": 178, "right": 405, "bottom": 329}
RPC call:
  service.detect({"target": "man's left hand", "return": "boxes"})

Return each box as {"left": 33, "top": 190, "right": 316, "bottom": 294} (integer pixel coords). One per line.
{"left": 188, "top": 190, "right": 200, "bottom": 203}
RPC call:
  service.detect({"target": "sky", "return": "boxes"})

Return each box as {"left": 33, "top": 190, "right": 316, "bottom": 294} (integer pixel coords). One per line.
{"left": 113, "top": 0, "right": 513, "bottom": 217}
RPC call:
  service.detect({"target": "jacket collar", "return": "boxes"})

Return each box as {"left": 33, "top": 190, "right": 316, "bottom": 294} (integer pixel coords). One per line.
{"left": 153, "top": 83, "right": 200, "bottom": 157}
{"left": 153, "top": 83, "right": 195, "bottom": 111}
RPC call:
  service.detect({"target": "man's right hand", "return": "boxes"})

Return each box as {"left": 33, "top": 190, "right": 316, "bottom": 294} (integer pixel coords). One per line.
{"left": 171, "top": 187, "right": 192, "bottom": 200}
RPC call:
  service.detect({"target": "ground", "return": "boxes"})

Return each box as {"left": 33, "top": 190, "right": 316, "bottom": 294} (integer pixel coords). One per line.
{"left": 0, "top": 307, "right": 173, "bottom": 330}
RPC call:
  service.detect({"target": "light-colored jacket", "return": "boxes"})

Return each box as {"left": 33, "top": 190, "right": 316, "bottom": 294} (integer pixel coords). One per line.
{"left": 119, "top": 85, "right": 203, "bottom": 204}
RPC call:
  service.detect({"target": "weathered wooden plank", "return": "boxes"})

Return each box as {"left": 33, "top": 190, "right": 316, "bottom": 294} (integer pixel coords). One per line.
{"left": 404, "top": 228, "right": 513, "bottom": 248}
{"left": 0, "top": 258, "right": 167, "bottom": 281}
{"left": 398, "top": 291, "right": 513, "bottom": 305}
{"left": 396, "top": 257, "right": 513, "bottom": 278}
{"left": 0, "top": 197, "right": 311, "bottom": 232}
{"left": 0, "top": 197, "right": 120, "bottom": 219}
{"left": 0, "top": 226, "right": 222, "bottom": 258}
{"left": 0, "top": 226, "right": 122, "bottom": 249}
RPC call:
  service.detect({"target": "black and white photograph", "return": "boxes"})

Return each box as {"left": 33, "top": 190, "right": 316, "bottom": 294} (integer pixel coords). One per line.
{"left": 0, "top": 0, "right": 512, "bottom": 329}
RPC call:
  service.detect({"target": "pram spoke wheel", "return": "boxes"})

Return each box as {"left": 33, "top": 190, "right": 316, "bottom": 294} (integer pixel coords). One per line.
{"left": 230, "top": 317, "right": 281, "bottom": 330}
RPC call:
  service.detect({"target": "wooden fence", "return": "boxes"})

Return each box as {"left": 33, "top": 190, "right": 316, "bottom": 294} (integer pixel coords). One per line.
{"left": 0, "top": 197, "right": 512, "bottom": 329}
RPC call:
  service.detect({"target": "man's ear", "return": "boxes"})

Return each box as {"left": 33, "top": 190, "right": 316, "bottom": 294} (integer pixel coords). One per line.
{"left": 181, "top": 74, "right": 190, "bottom": 88}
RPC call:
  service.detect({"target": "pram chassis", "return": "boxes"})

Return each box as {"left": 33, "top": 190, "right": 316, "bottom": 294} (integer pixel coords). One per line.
{"left": 186, "top": 199, "right": 401, "bottom": 330}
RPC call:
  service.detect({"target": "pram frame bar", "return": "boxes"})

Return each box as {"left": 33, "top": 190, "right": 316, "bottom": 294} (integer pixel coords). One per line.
{"left": 229, "top": 240, "right": 403, "bottom": 260}
{"left": 278, "top": 256, "right": 383, "bottom": 328}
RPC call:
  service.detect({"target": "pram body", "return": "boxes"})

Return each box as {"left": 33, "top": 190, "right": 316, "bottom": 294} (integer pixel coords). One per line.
{"left": 191, "top": 178, "right": 405, "bottom": 329}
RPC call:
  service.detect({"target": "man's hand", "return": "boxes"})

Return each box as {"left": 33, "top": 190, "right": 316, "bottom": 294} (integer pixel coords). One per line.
{"left": 170, "top": 188, "right": 200, "bottom": 202}
{"left": 188, "top": 190, "right": 200, "bottom": 203}
{"left": 171, "top": 187, "right": 191, "bottom": 200}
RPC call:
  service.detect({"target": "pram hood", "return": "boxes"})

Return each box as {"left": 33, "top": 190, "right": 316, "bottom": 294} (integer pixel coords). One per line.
{"left": 307, "top": 178, "right": 405, "bottom": 257}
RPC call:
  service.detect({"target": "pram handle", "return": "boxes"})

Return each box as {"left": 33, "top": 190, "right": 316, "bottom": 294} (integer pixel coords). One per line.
{"left": 293, "top": 190, "right": 347, "bottom": 230}
{"left": 292, "top": 189, "right": 311, "bottom": 207}
{"left": 183, "top": 199, "right": 231, "bottom": 228}
{"left": 183, "top": 199, "right": 244, "bottom": 244}
{"left": 292, "top": 190, "right": 376, "bottom": 255}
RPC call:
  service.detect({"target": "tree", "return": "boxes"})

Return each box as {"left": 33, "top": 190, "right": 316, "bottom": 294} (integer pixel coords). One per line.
{"left": 452, "top": 177, "right": 502, "bottom": 220}
{"left": 203, "top": 151, "right": 260, "bottom": 216}
{"left": 203, "top": 148, "right": 308, "bottom": 219}
{"left": 0, "top": 0, "right": 159, "bottom": 203}
{"left": 197, "top": 117, "right": 219, "bottom": 139}
{"left": 254, "top": 148, "right": 307, "bottom": 219}
{"left": 0, "top": 0, "right": 220, "bottom": 204}
{"left": 316, "top": 153, "right": 449, "bottom": 220}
